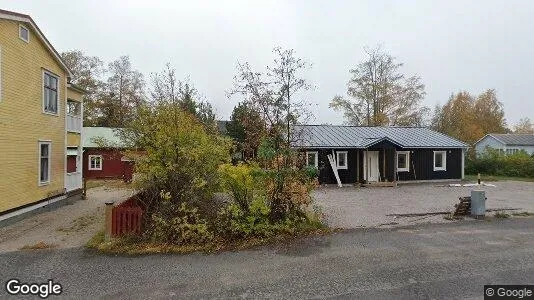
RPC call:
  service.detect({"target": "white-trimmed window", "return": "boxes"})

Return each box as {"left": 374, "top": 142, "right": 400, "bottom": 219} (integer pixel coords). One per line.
{"left": 336, "top": 151, "right": 348, "bottom": 169}
{"left": 397, "top": 151, "right": 410, "bottom": 172}
{"left": 306, "top": 151, "right": 318, "bottom": 168}
{"left": 89, "top": 155, "right": 103, "bottom": 170}
{"left": 39, "top": 141, "right": 51, "bottom": 185}
{"left": 43, "top": 71, "right": 59, "bottom": 114}
{"left": 19, "top": 25, "right": 29, "bottom": 43}
{"left": 433, "top": 151, "right": 447, "bottom": 171}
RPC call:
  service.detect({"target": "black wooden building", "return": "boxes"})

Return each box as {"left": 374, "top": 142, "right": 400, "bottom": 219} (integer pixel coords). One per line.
{"left": 294, "top": 125, "right": 468, "bottom": 185}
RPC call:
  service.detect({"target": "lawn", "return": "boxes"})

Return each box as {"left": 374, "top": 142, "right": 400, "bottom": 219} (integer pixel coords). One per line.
{"left": 464, "top": 174, "right": 534, "bottom": 182}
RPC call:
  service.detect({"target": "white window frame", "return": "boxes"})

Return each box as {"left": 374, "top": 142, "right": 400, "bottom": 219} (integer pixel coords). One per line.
{"left": 433, "top": 151, "right": 447, "bottom": 171}
{"left": 88, "top": 155, "right": 103, "bottom": 171}
{"left": 42, "top": 70, "right": 60, "bottom": 116}
{"left": 19, "top": 24, "right": 29, "bottom": 43}
{"left": 305, "top": 151, "right": 318, "bottom": 168}
{"left": 336, "top": 151, "right": 348, "bottom": 169}
{"left": 396, "top": 151, "right": 410, "bottom": 172}
{"left": 38, "top": 141, "right": 51, "bottom": 186}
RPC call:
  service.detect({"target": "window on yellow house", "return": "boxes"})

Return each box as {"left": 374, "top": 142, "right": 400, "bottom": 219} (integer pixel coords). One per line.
{"left": 43, "top": 71, "right": 59, "bottom": 114}
{"left": 39, "top": 141, "right": 51, "bottom": 185}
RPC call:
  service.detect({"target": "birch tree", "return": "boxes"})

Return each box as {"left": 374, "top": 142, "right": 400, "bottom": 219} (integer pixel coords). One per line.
{"left": 330, "top": 46, "right": 428, "bottom": 126}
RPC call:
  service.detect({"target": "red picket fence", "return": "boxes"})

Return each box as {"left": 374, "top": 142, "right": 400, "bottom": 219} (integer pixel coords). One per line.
{"left": 111, "top": 194, "right": 144, "bottom": 237}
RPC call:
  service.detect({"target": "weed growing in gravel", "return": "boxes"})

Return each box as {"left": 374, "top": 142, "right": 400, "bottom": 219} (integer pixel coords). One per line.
{"left": 20, "top": 241, "right": 57, "bottom": 250}
{"left": 494, "top": 212, "right": 510, "bottom": 218}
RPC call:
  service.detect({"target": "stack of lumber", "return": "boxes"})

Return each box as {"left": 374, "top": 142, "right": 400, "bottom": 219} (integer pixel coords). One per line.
{"left": 453, "top": 196, "right": 471, "bottom": 216}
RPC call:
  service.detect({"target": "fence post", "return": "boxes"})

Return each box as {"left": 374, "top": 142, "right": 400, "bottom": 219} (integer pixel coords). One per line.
{"left": 82, "top": 178, "right": 87, "bottom": 200}
{"left": 105, "top": 202, "right": 114, "bottom": 241}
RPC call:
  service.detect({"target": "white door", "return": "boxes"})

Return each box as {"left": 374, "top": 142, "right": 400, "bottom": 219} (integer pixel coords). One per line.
{"left": 364, "top": 151, "right": 380, "bottom": 182}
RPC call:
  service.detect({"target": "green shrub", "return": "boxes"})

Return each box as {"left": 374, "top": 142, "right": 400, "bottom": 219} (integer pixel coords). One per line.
{"left": 218, "top": 163, "right": 262, "bottom": 212}
{"left": 303, "top": 166, "right": 319, "bottom": 179}
{"left": 466, "top": 148, "right": 534, "bottom": 178}
{"left": 145, "top": 191, "right": 214, "bottom": 245}
{"left": 217, "top": 195, "right": 272, "bottom": 239}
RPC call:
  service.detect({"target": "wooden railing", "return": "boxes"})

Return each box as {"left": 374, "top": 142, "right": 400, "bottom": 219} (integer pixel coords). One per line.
{"left": 111, "top": 206, "right": 143, "bottom": 237}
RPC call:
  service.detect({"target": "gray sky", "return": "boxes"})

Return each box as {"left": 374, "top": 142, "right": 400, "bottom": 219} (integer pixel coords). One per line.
{"left": 3, "top": 0, "right": 533, "bottom": 127}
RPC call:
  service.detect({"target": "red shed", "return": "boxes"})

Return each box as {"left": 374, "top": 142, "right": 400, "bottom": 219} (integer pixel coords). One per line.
{"left": 82, "top": 127, "right": 135, "bottom": 182}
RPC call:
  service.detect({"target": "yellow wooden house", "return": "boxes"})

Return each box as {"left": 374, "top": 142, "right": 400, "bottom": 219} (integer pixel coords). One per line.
{"left": 0, "top": 9, "right": 84, "bottom": 218}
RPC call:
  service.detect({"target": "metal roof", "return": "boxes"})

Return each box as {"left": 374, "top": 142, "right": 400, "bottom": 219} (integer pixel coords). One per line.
{"left": 487, "top": 134, "right": 534, "bottom": 146}
{"left": 82, "top": 127, "right": 124, "bottom": 148}
{"left": 293, "top": 125, "right": 468, "bottom": 149}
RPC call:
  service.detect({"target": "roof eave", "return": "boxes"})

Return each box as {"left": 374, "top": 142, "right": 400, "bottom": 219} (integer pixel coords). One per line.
{"left": 0, "top": 9, "right": 73, "bottom": 78}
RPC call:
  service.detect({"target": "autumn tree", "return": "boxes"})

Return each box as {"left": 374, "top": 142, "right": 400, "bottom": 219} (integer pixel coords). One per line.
{"left": 226, "top": 101, "right": 266, "bottom": 159}
{"left": 61, "top": 50, "right": 105, "bottom": 125}
{"left": 514, "top": 117, "right": 534, "bottom": 134}
{"left": 431, "top": 90, "right": 507, "bottom": 146}
{"left": 473, "top": 89, "right": 507, "bottom": 134}
{"left": 330, "top": 46, "right": 428, "bottom": 126}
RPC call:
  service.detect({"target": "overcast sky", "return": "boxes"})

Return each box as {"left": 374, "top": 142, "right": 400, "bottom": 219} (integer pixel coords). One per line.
{"left": 3, "top": 0, "right": 533, "bottom": 126}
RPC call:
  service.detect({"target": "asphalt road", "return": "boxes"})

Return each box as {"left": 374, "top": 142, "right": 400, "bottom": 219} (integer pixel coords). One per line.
{"left": 1, "top": 218, "right": 534, "bottom": 299}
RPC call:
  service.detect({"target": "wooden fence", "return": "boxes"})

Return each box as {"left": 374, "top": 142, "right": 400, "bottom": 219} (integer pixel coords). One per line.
{"left": 110, "top": 195, "right": 144, "bottom": 237}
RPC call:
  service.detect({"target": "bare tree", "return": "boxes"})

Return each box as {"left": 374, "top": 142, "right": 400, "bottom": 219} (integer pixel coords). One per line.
{"left": 229, "top": 47, "right": 313, "bottom": 221}
{"left": 103, "top": 56, "right": 145, "bottom": 127}
{"left": 151, "top": 64, "right": 217, "bottom": 131}
{"left": 330, "top": 46, "right": 428, "bottom": 126}
{"left": 61, "top": 50, "right": 105, "bottom": 125}
{"left": 230, "top": 47, "right": 312, "bottom": 148}
{"left": 514, "top": 117, "right": 534, "bottom": 134}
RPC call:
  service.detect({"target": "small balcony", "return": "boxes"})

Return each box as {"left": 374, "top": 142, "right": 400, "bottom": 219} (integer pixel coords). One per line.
{"left": 66, "top": 100, "right": 82, "bottom": 133}
{"left": 67, "top": 114, "right": 82, "bottom": 133}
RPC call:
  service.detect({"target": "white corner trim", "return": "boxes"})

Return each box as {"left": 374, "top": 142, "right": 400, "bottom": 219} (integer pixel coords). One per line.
{"left": 461, "top": 148, "right": 465, "bottom": 179}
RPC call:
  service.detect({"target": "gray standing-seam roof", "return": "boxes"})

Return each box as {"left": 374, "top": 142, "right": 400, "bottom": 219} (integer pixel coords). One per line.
{"left": 485, "top": 134, "right": 534, "bottom": 146}
{"left": 293, "top": 125, "right": 468, "bottom": 149}
{"left": 82, "top": 127, "right": 125, "bottom": 148}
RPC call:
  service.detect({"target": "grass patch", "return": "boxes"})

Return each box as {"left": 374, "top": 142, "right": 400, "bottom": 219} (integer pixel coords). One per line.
{"left": 20, "top": 241, "right": 57, "bottom": 250}
{"left": 86, "top": 179, "right": 132, "bottom": 190}
{"left": 494, "top": 211, "right": 510, "bottom": 218}
{"left": 511, "top": 211, "right": 534, "bottom": 217}
{"left": 464, "top": 174, "right": 534, "bottom": 182}
{"left": 86, "top": 231, "right": 105, "bottom": 248}
{"left": 86, "top": 222, "right": 330, "bottom": 255}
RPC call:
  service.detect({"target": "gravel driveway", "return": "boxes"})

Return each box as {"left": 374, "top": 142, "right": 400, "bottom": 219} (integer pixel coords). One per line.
{"left": 0, "top": 186, "right": 133, "bottom": 253}
{"left": 313, "top": 181, "right": 534, "bottom": 229}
